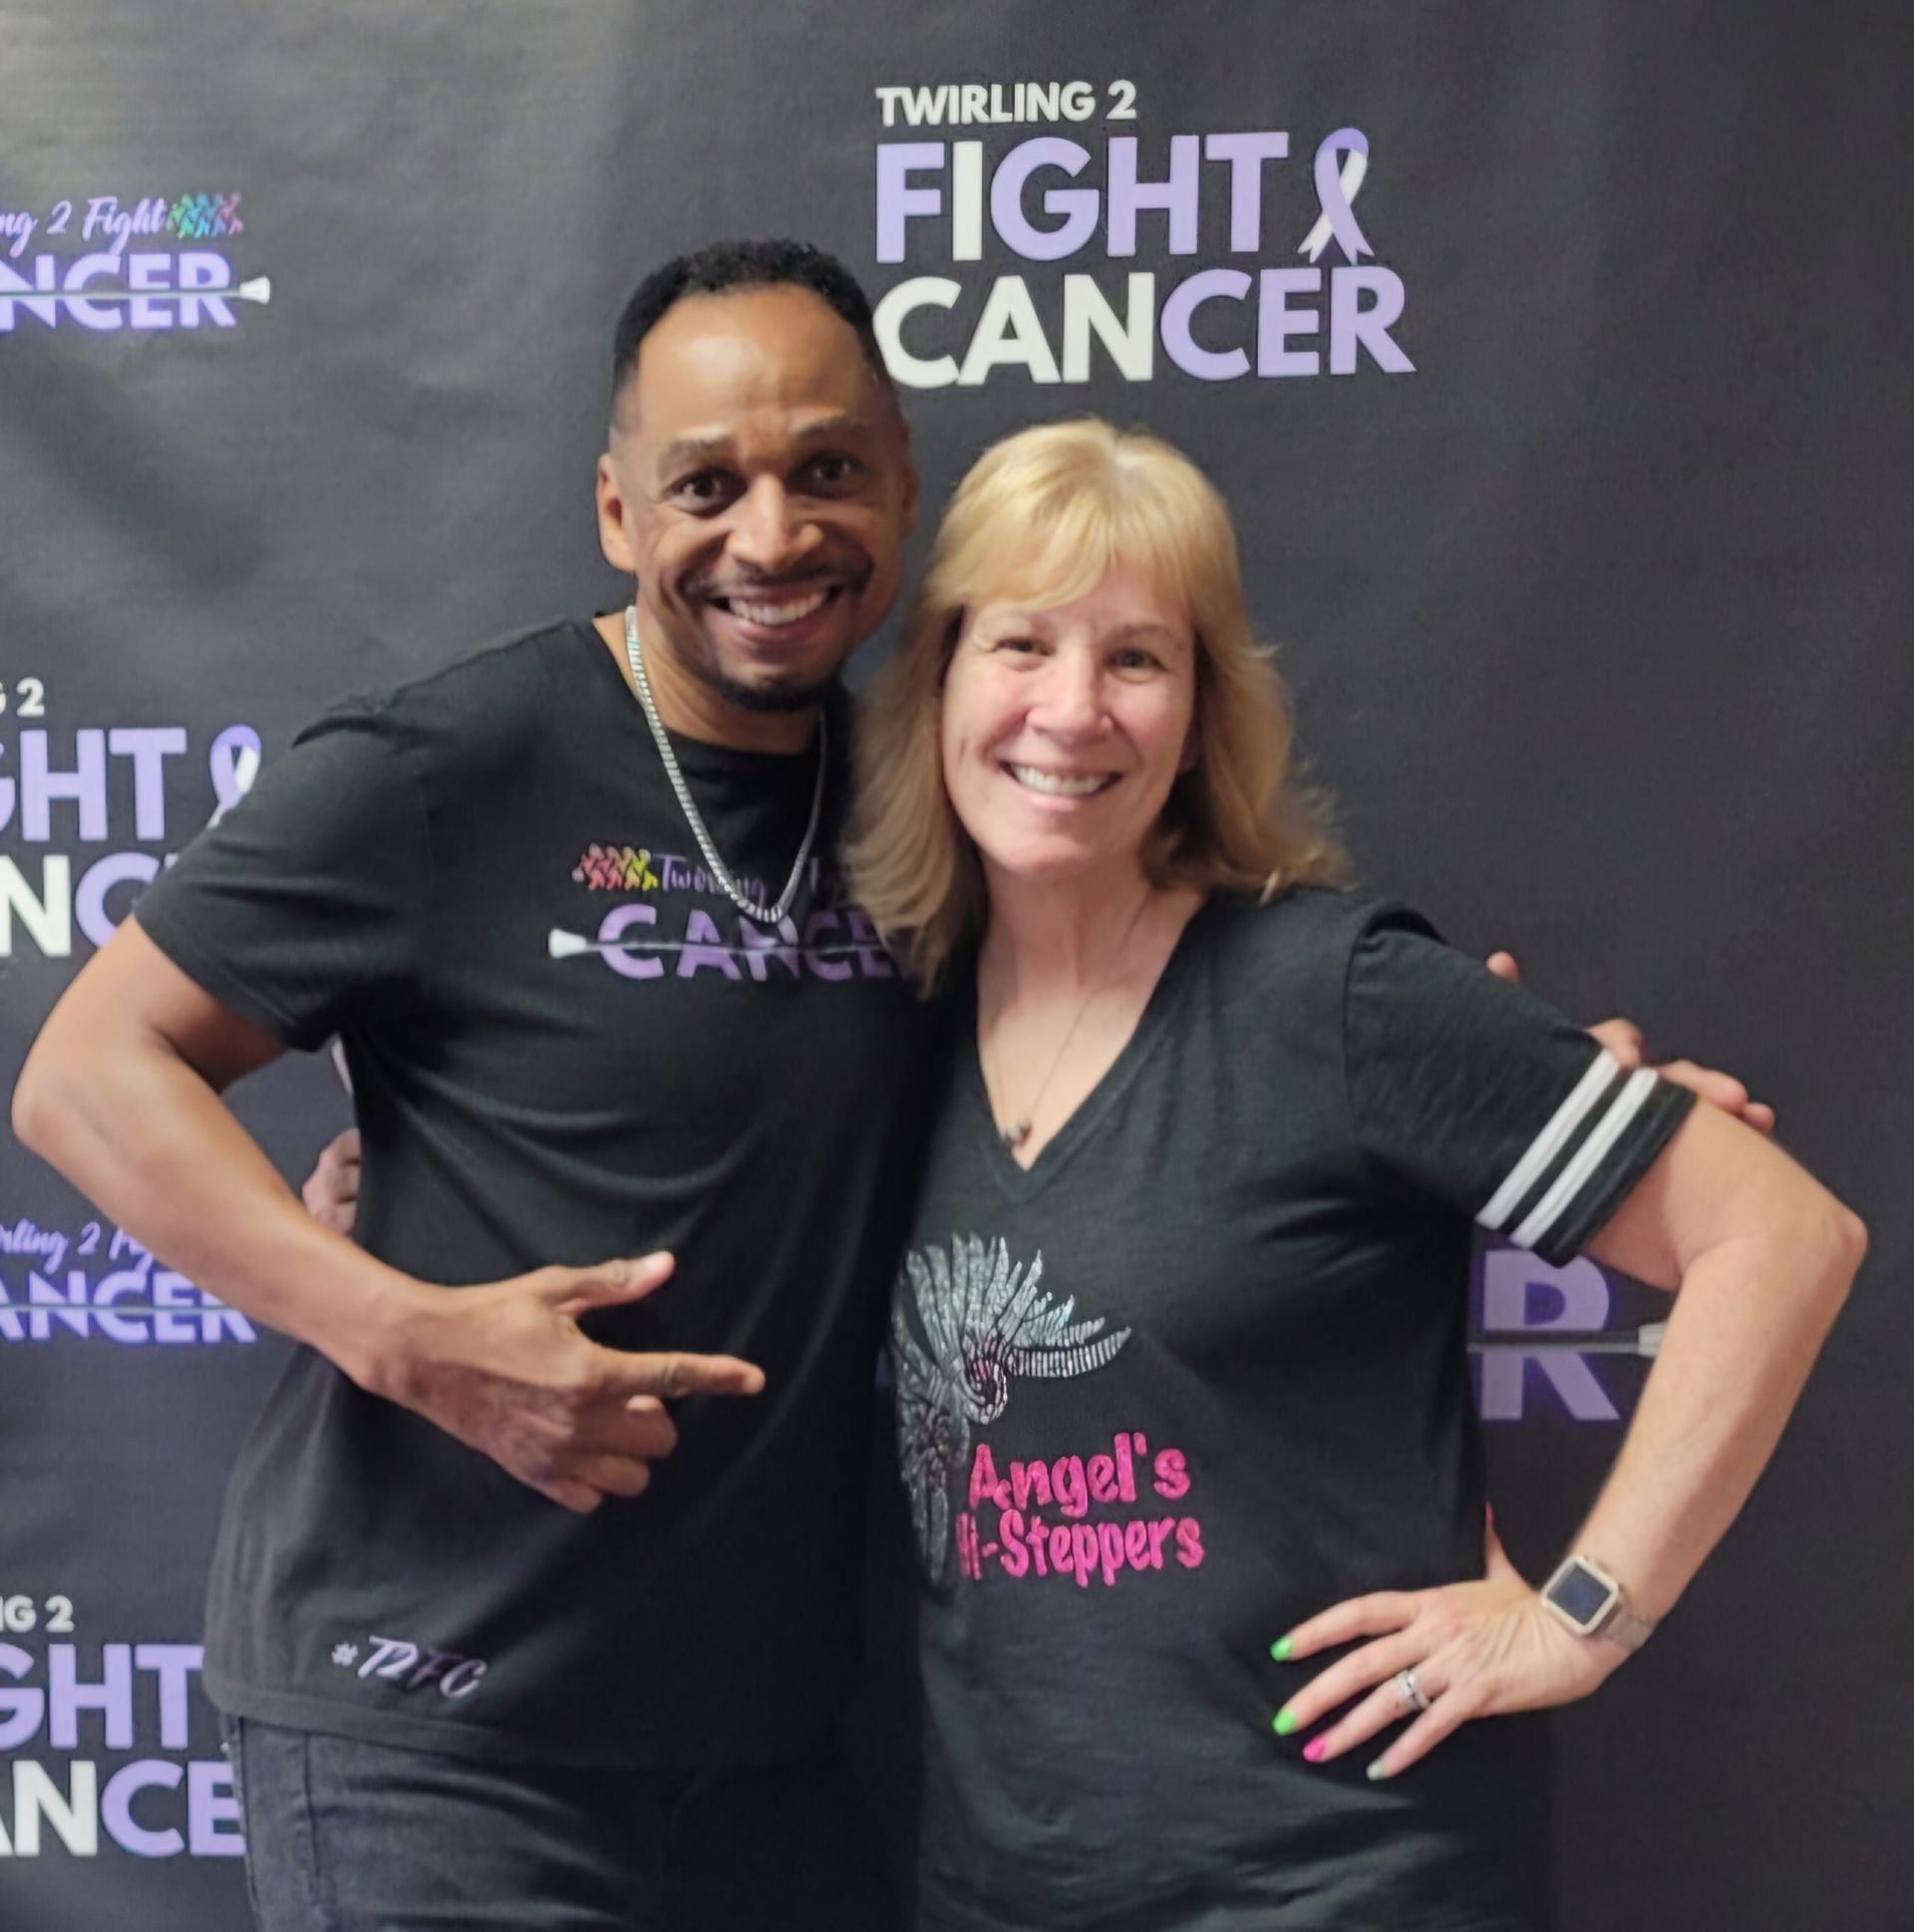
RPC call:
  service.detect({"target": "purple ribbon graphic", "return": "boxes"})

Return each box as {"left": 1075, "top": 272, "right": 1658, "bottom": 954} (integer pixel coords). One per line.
{"left": 207, "top": 724, "right": 261, "bottom": 826}
{"left": 1304, "top": 128, "right": 1374, "bottom": 265}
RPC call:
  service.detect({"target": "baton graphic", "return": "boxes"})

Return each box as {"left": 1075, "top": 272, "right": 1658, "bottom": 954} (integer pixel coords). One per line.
{"left": 547, "top": 925, "right": 871, "bottom": 961}
{"left": 3, "top": 276, "right": 272, "bottom": 307}
{"left": 1468, "top": 1325, "right": 1666, "bottom": 1359}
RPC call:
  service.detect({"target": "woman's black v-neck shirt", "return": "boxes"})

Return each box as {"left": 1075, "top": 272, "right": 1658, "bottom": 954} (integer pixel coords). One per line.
{"left": 891, "top": 886, "right": 1694, "bottom": 1932}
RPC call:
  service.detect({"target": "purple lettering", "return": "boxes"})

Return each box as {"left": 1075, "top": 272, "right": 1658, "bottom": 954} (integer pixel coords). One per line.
{"left": 991, "top": 138, "right": 1098, "bottom": 261}
{"left": 1256, "top": 268, "right": 1322, "bottom": 377}
{"left": 1203, "top": 131, "right": 1290, "bottom": 251}
{"left": 736, "top": 912, "right": 803, "bottom": 982}
{"left": 1107, "top": 135, "right": 1200, "bottom": 256}
{"left": 802, "top": 907, "right": 853, "bottom": 980}
{"left": 598, "top": 902, "right": 662, "bottom": 980}
{"left": 1329, "top": 266, "right": 1413, "bottom": 374}
{"left": 844, "top": 906, "right": 896, "bottom": 977}
{"left": 876, "top": 142, "right": 945, "bottom": 263}
{"left": 1160, "top": 269, "right": 1250, "bottom": 381}
{"left": 678, "top": 907, "right": 743, "bottom": 979}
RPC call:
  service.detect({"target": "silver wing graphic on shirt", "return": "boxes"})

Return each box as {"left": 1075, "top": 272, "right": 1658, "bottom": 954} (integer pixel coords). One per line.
{"left": 891, "top": 1233, "right": 1130, "bottom": 1584}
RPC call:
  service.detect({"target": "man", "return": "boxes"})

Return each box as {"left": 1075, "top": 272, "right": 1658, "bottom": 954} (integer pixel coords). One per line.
{"left": 14, "top": 237, "right": 1765, "bottom": 1930}
{"left": 13, "top": 240, "right": 933, "bottom": 1930}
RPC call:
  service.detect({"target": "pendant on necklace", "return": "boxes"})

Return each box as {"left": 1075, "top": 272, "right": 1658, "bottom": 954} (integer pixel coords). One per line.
{"left": 1001, "top": 1120, "right": 1032, "bottom": 1149}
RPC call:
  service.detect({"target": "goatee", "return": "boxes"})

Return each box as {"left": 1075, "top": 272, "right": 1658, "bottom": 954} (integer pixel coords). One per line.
{"left": 713, "top": 671, "right": 840, "bottom": 716}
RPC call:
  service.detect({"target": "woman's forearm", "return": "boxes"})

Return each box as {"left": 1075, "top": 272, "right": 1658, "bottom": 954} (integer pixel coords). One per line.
{"left": 1569, "top": 1202, "right": 1863, "bottom": 1623}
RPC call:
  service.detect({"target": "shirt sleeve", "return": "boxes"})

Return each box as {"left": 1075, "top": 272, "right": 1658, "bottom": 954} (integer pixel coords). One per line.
{"left": 1342, "top": 906, "right": 1696, "bottom": 1266}
{"left": 132, "top": 703, "right": 433, "bottom": 1052}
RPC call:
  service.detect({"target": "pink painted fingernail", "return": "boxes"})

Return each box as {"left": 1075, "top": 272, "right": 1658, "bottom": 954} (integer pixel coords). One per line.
{"left": 1303, "top": 1738, "right": 1329, "bottom": 1765}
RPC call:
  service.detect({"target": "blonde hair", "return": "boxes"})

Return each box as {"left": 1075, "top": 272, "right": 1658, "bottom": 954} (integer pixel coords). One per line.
{"left": 847, "top": 419, "right": 1348, "bottom": 990}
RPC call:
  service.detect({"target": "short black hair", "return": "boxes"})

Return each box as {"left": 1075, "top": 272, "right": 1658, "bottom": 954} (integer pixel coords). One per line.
{"left": 610, "top": 238, "right": 896, "bottom": 416}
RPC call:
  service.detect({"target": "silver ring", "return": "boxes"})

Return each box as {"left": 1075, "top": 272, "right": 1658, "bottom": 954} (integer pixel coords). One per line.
{"left": 1394, "top": 1668, "right": 1432, "bottom": 1713}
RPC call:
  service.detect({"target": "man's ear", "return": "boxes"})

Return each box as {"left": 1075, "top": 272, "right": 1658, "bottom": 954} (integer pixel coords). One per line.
{"left": 596, "top": 450, "right": 637, "bottom": 573}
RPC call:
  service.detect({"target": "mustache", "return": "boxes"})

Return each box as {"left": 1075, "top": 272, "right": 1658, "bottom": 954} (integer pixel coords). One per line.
{"left": 692, "top": 560, "right": 871, "bottom": 601}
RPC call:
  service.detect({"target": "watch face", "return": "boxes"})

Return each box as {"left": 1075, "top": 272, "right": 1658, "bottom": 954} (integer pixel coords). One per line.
{"left": 1549, "top": 1562, "right": 1617, "bottom": 1629}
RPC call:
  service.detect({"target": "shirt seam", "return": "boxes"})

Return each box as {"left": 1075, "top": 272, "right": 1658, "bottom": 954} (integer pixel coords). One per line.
{"left": 387, "top": 709, "right": 443, "bottom": 1018}
{"left": 1337, "top": 904, "right": 1395, "bottom": 1198}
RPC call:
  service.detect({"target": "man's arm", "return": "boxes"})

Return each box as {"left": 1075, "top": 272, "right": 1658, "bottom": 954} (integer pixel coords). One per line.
{"left": 12, "top": 916, "right": 763, "bottom": 1512}
{"left": 1485, "top": 949, "right": 1775, "bottom": 1132}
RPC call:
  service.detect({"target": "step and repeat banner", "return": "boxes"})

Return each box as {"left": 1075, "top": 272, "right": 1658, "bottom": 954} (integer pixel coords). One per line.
{"left": 3, "top": 4, "right": 1907, "bottom": 1927}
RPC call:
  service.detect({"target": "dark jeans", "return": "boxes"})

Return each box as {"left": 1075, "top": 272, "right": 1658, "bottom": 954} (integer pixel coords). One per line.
{"left": 221, "top": 1715, "right": 904, "bottom": 1931}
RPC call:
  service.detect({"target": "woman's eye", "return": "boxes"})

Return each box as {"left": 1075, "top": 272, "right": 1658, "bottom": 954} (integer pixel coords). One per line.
{"left": 1114, "top": 648, "right": 1161, "bottom": 672}
{"left": 994, "top": 636, "right": 1041, "bottom": 655}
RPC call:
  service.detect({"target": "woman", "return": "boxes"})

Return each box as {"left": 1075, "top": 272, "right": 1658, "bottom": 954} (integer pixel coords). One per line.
{"left": 848, "top": 420, "right": 1863, "bottom": 1931}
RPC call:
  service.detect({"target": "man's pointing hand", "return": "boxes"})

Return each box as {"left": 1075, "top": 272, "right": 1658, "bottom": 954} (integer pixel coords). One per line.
{"left": 370, "top": 1253, "right": 765, "bottom": 1512}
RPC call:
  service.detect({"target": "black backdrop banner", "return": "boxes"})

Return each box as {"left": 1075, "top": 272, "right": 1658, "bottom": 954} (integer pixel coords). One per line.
{"left": 3, "top": 5, "right": 1908, "bottom": 1927}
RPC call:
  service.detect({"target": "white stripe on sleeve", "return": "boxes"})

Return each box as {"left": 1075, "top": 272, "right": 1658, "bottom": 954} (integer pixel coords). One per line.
{"left": 1510, "top": 1068, "right": 1659, "bottom": 1250}
{"left": 1476, "top": 1049, "right": 1620, "bottom": 1233}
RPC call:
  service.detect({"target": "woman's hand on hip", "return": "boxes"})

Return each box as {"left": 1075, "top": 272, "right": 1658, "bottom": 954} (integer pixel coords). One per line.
{"left": 1269, "top": 1519, "right": 1623, "bottom": 1781}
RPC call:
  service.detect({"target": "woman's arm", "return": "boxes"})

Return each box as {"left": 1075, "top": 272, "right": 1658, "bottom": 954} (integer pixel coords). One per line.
{"left": 1269, "top": 1104, "right": 1863, "bottom": 1778}
{"left": 1556, "top": 1104, "right": 1861, "bottom": 1622}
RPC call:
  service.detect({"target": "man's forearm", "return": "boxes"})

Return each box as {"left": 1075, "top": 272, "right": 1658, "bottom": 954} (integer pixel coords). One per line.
{"left": 13, "top": 1029, "right": 424, "bottom": 1392}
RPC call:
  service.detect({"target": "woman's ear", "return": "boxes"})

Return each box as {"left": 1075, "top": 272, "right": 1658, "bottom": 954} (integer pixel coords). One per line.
{"left": 1177, "top": 718, "right": 1201, "bottom": 774}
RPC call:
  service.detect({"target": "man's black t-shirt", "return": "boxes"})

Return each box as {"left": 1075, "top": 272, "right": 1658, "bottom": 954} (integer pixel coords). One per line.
{"left": 135, "top": 618, "right": 944, "bottom": 1767}
{"left": 891, "top": 888, "right": 1695, "bottom": 1931}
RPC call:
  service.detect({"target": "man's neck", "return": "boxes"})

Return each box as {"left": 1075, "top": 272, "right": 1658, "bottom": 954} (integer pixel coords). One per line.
{"left": 590, "top": 611, "right": 820, "bottom": 756}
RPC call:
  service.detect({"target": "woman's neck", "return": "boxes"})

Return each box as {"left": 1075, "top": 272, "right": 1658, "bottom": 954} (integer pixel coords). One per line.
{"left": 979, "top": 862, "right": 1193, "bottom": 999}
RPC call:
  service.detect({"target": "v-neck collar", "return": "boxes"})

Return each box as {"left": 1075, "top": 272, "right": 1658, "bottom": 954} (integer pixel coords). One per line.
{"left": 963, "top": 894, "right": 1218, "bottom": 1203}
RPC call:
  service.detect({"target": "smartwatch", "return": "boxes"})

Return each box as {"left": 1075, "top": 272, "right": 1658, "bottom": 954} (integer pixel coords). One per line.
{"left": 1540, "top": 1553, "right": 1656, "bottom": 1652}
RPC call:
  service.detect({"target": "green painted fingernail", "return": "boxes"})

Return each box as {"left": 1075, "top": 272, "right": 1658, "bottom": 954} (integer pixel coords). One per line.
{"left": 1270, "top": 1636, "right": 1294, "bottom": 1662}
{"left": 1273, "top": 1708, "right": 1299, "bottom": 1737}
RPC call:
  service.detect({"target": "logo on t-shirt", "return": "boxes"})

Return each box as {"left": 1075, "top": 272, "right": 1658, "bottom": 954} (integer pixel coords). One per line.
{"left": 327, "top": 1632, "right": 486, "bottom": 1700}
{"left": 891, "top": 1233, "right": 1130, "bottom": 1584}
{"left": 571, "top": 843, "right": 662, "bottom": 891}
{"left": 547, "top": 850, "right": 900, "bottom": 985}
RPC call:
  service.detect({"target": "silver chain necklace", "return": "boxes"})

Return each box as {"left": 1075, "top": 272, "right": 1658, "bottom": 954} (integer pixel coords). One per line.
{"left": 621, "top": 604, "right": 827, "bottom": 927}
{"left": 985, "top": 884, "right": 1156, "bottom": 1150}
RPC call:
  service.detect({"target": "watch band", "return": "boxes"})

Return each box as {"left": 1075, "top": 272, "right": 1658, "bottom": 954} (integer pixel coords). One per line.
{"left": 1594, "top": 1597, "right": 1655, "bottom": 1652}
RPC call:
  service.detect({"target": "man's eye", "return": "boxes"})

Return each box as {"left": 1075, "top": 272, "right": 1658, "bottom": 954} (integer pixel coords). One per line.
{"left": 803, "top": 454, "right": 856, "bottom": 487}
{"left": 673, "top": 473, "right": 734, "bottom": 505}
